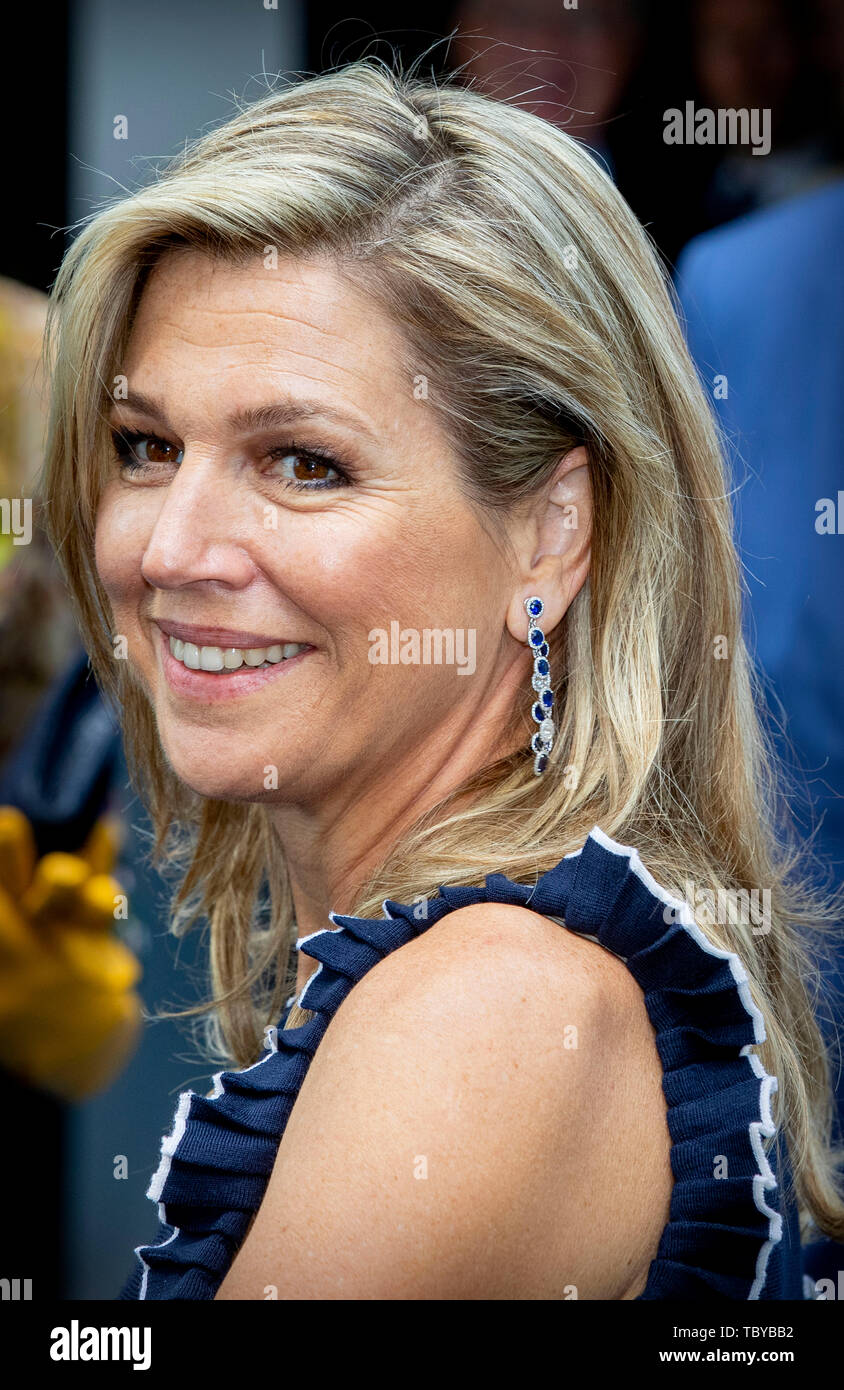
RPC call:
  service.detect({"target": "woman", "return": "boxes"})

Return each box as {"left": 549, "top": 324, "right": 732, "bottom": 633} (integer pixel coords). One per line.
{"left": 41, "top": 57, "right": 843, "bottom": 1300}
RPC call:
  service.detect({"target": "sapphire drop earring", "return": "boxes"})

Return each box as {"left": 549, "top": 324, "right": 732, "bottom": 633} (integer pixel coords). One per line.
{"left": 525, "top": 596, "right": 554, "bottom": 775}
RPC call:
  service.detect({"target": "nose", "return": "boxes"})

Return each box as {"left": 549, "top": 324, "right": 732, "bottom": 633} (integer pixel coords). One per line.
{"left": 140, "top": 454, "right": 257, "bottom": 592}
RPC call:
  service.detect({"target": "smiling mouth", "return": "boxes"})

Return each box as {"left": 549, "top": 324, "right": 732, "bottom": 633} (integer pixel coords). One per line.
{"left": 167, "top": 635, "right": 309, "bottom": 672}
{"left": 157, "top": 625, "right": 313, "bottom": 700}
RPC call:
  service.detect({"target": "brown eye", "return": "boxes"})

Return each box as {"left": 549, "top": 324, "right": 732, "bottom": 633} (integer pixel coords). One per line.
{"left": 265, "top": 446, "right": 347, "bottom": 491}
{"left": 143, "top": 438, "right": 180, "bottom": 464}
{"left": 292, "top": 457, "right": 331, "bottom": 481}
{"left": 110, "top": 429, "right": 184, "bottom": 473}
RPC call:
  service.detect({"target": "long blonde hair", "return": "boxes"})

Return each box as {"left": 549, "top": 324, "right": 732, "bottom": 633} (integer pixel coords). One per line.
{"left": 40, "top": 56, "right": 844, "bottom": 1240}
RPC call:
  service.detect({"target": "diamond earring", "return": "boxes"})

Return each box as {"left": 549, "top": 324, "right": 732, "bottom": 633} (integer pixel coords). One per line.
{"left": 524, "top": 596, "right": 554, "bottom": 775}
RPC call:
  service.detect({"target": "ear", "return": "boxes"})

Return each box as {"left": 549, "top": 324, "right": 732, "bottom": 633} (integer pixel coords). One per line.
{"left": 504, "top": 446, "right": 592, "bottom": 643}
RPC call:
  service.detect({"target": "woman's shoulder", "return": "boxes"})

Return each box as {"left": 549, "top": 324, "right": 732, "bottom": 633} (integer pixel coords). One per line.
{"left": 132, "top": 830, "right": 803, "bottom": 1300}
{"left": 349, "top": 894, "right": 653, "bottom": 1045}
{"left": 303, "top": 897, "right": 674, "bottom": 1299}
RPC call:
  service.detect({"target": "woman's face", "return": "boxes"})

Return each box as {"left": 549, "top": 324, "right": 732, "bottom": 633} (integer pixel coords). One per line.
{"left": 95, "top": 248, "right": 525, "bottom": 804}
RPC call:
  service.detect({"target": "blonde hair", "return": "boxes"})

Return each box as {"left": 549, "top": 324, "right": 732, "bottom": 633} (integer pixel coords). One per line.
{"left": 40, "top": 55, "right": 844, "bottom": 1241}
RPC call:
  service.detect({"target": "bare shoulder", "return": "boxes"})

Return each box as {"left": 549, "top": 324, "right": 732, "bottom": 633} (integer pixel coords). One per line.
{"left": 331, "top": 901, "right": 674, "bottom": 1296}
{"left": 348, "top": 898, "right": 658, "bottom": 1067}
{"left": 217, "top": 901, "right": 673, "bottom": 1300}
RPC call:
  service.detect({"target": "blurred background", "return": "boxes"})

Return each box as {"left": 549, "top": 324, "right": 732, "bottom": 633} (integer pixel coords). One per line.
{"left": 1, "top": 0, "right": 843, "bottom": 1298}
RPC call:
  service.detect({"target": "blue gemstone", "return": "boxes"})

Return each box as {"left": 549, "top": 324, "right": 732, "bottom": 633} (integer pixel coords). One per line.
{"left": 539, "top": 642, "right": 549, "bottom": 657}
{"left": 536, "top": 657, "right": 549, "bottom": 676}
{"left": 531, "top": 732, "right": 543, "bottom": 753}
{"left": 529, "top": 627, "right": 544, "bottom": 647}
{"left": 536, "top": 754, "right": 548, "bottom": 773}
{"left": 532, "top": 703, "right": 544, "bottom": 722}
{"left": 528, "top": 599, "right": 542, "bottom": 616}
{"left": 541, "top": 689, "right": 554, "bottom": 708}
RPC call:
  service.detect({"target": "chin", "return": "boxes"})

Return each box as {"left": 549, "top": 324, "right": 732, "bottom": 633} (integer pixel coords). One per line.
{"left": 169, "top": 767, "right": 251, "bottom": 802}
{"left": 158, "top": 738, "right": 280, "bottom": 803}
{"left": 177, "top": 769, "right": 285, "bottom": 804}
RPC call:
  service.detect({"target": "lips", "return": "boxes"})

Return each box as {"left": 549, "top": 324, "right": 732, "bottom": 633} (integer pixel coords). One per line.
{"left": 155, "top": 618, "right": 302, "bottom": 648}
{"left": 155, "top": 624, "right": 312, "bottom": 701}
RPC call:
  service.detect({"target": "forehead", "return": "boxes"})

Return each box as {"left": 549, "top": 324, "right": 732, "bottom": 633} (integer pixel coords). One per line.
{"left": 123, "top": 247, "right": 413, "bottom": 424}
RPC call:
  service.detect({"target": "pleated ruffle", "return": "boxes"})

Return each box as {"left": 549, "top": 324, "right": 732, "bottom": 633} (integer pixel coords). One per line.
{"left": 119, "top": 825, "right": 801, "bottom": 1300}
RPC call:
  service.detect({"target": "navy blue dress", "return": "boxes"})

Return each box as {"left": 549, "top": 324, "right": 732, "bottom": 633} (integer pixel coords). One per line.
{"left": 118, "top": 826, "right": 809, "bottom": 1300}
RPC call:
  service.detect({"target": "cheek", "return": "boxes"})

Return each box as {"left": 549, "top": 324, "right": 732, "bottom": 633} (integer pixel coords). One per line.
{"left": 275, "top": 508, "right": 455, "bottom": 634}
{"left": 94, "top": 488, "right": 150, "bottom": 607}
{"left": 300, "top": 516, "right": 398, "bottom": 606}
{"left": 270, "top": 508, "right": 497, "bottom": 685}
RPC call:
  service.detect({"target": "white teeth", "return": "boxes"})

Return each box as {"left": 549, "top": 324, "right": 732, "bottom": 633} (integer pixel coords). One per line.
{"left": 168, "top": 635, "right": 307, "bottom": 671}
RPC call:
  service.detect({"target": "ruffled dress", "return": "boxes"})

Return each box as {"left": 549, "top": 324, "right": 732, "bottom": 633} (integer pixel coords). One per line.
{"left": 118, "top": 826, "right": 809, "bottom": 1300}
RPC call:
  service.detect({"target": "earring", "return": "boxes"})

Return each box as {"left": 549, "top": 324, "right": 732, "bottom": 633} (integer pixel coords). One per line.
{"left": 524, "top": 596, "right": 554, "bottom": 775}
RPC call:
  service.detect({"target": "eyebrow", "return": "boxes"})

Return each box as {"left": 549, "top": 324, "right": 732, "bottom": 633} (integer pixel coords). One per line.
{"left": 108, "top": 389, "right": 379, "bottom": 443}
